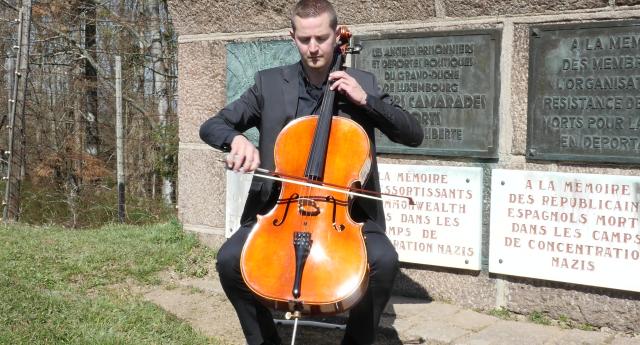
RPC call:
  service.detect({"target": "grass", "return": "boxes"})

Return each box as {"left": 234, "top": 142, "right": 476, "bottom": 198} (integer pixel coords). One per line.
{"left": 487, "top": 307, "right": 511, "bottom": 320}
{"left": 0, "top": 220, "right": 219, "bottom": 345}
{"left": 529, "top": 311, "right": 551, "bottom": 326}
{"left": 578, "top": 323, "right": 596, "bottom": 331}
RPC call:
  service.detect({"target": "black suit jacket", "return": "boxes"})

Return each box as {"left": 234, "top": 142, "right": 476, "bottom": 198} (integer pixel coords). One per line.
{"left": 200, "top": 62, "right": 423, "bottom": 232}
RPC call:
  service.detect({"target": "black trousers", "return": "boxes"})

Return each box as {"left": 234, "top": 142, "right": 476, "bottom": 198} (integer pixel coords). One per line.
{"left": 216, "top": 220, "right": 399, "bottom": 345}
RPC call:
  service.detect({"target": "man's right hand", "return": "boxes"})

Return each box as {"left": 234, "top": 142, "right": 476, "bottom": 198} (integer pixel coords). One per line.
{"left": 226, "top": 135, "right": 260, "bottom": 173}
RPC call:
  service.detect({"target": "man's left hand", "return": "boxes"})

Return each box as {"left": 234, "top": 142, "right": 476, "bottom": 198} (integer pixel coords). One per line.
{"left": 328, "top": 71, "right": 367, "bottom": 107}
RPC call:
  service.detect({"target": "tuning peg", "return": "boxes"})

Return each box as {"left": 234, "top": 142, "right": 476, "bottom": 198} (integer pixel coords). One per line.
{"left": 347, "top": 44, "right": 362, "bottom": 54}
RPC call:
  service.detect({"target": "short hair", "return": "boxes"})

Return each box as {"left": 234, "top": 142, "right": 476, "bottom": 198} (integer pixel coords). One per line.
{"left": 290, "top": 0, "right": 338, "bottom": 31}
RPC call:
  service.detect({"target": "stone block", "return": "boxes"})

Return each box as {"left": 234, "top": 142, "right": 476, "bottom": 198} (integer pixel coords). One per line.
{"left": 444, "top": 0, "right": 609, "bottom": 17}
{"left": 178, "top": 41, "right": 226, "bottom": 144}
{"left": 611, "top": 335, "right": 640, "bottom": 345}
{"left": 167, "top": 0, "right": 292, "bottom": 36}
{"left": 167, "top": 0, "right": 435, "bottom": 36}
{"left": 458, "top": 321, "right": 562, "bottom": 344}
{"left": 177, "top": 147, "right": 226, "bottom": 229}
{"left": 544, "top": 329, "right": 613, "bottom": 345}
{"left": 393, "top": 301, "right": 460, "bottom": 321}
{"left": 510, "top": 24, "right": 530, "bottom": 156}
{"left": 411, "top": 320, "right": 471, "bottom": 344}
{"left": 616, "top": 0, "right": 640, "bottom": 5}
{"left": 384, "top": 295, "right": 434, "bottom": 315}
{"left": 451, "top": 309, "right": 498, "bottom": 331}
{"left": 393, "top": 267, "right": 496, "bottom": 310}
{"left": 505, "top": 278, "right": 640, "bottom": 333}
{"left": 190, "top": 231, "right": 226, "bottom": 251}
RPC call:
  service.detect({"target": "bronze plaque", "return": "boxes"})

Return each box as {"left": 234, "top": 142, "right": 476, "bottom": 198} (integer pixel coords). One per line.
{"left": 226, "top": 40, "right": 299, "bottom": 145}
{"left": 527, "top": 21, "right": 640, "bottom": 164}
{"left": 353, "top": 30, "right": 500, "bottom": 157}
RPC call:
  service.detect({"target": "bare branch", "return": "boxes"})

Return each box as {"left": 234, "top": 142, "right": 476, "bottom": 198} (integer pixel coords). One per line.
{"left": 0, "top": 0, "right": 18, "bottom": 12}
{"left": 31, "top": 19, "right": 153, "bottom": 126}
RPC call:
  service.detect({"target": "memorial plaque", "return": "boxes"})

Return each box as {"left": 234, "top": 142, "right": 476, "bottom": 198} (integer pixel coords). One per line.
{"left": 353, "top": 31, "right": 500, "bottom": 157}
{"left": 225, "top": 40, "right": 299, "bottom": 236}
{"left": 379, "top": 164, "right": 484, "bottom": 270}
{"left": 490, "top": 169, "right": 640, "bottom": 292}
{"left": 226, "top": 40, "right": 299, "bottom": 144}
{"left": 527, "top": 21, "right": 640, "bottom": 164}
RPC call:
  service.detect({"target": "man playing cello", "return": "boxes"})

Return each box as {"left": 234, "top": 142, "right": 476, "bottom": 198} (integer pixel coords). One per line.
{"left": 200, "top": 1, "right": 423, "bottom": 344}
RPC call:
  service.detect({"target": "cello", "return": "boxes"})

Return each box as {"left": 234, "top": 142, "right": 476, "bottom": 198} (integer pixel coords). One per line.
{"left": 239, "top": 27, "right": 370, "bottom": 320}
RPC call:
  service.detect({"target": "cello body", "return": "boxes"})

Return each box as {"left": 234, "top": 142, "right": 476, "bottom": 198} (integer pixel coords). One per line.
{"left": 240, "top": 115, "right": 371, "bottom": 315}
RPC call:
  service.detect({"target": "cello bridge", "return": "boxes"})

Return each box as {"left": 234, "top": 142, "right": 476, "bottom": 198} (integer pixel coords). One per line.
{"left": 297, "top": 198, "right": 320, "bottom": 216}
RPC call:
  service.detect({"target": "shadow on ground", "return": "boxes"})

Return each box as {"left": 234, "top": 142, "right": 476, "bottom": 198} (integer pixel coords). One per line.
{"left": 270, "top": 268, "right": 432, "bottom": 345}
{"left": 274, "top": 320, "right": 408, "bottom": 345}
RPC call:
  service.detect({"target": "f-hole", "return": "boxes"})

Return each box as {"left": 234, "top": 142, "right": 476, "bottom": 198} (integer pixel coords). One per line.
{"left": 273, "top": 193, "right": 300, "bottom": 226}
{"left": 327, "top": 196, "right": 345, "bottom": 232}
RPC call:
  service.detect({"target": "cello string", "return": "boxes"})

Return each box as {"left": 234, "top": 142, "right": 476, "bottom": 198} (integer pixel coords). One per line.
{"left": 302, "top": 43, "right": 338, "bottom": 248}
{"left": 309, "top": 47, "right": 340, "bottom": 251}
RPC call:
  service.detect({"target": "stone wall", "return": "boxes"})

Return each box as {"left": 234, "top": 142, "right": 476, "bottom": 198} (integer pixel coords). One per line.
{"left": 168, "top": 0, "right": 640, "bottom": 332}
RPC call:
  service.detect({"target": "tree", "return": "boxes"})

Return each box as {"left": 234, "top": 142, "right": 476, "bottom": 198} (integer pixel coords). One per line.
{"left": 0, "top": 0, "right": 179, "bottom": 226}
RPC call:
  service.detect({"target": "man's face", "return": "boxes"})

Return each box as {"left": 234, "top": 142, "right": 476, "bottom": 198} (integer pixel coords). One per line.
{"left": 290, "top": 12, "right": 339, "bottom": 74}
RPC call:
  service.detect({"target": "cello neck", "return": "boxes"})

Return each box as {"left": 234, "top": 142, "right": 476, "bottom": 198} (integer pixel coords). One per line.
{"left": 304, "top": 50, "right": 344, "bottom": 181}
{"left": 304, "top": 26, "right": 353, "bottom": 181}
